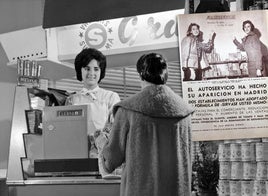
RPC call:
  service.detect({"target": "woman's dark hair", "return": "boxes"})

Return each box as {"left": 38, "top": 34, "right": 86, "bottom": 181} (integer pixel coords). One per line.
{"left": 74, "top": 48, "right": 106, "bottom": 83}
{"left": 186, "top": 23, "right": 200, "bottom": 36}
{"left": 186, "top": 23, "right": 203, "bottom": 41}
{"left": 242, "top": 20, "right": 255, "bottom": 32}
{"left": 136, "top": 53, "right": 168, "bottom": 85}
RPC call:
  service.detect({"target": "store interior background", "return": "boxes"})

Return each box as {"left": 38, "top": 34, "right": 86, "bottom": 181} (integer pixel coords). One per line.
{"left": 0, "top": 0, "right": 183, "bottom": 172}
{"left": 0, "top": 1, "right": 183, "bottom": 195}
{"left": 0, "top": 0, "right": 235, "bottom": 181}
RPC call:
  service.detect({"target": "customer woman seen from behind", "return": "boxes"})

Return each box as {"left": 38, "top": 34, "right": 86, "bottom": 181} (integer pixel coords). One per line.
{"left": 95, "top": 53, "right": 195, "bottom": 196}
{"left": 233, "top": 20, "right": 263, "bottom": 77}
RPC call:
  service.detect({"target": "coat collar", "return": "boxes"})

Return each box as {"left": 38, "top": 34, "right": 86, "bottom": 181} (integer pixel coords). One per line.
{"left": 113, "top": 85, "right": 194, "bottom": 118}
{"left": 242, "top": 31, "right": 256, "bottom": 42}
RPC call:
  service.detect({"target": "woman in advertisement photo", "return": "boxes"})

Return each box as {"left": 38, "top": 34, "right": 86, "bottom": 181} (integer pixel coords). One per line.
{"left": 181, "top": 23, "right": 216, "bottom": 81}
{"left": 233, "top": 20, "right": 266, "bottom": 77}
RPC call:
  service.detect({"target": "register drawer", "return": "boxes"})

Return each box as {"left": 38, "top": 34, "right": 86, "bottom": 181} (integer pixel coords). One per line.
{"left": 34, "top": 158, "right": 99, "bottom": 176}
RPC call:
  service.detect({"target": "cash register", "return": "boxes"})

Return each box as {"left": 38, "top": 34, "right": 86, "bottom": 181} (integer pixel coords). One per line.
{"left": 34, "top": 105, "right": 99, "bottom": 177}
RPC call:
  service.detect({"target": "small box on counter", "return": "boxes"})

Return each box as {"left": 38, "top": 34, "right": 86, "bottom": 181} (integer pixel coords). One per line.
{"left": 17, "top": 59, "right": 42, "bottom": 88}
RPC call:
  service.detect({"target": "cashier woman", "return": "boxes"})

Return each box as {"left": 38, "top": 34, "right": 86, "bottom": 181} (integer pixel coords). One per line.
{"left": 65, "top": 48, "right": 120, "bottom": 155}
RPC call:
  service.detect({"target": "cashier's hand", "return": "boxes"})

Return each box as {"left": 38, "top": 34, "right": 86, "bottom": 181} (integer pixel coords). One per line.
{"left": 94, "top": 131, "right": 109, "bottom": 152}
{"left": 107, "top": 110, "right": 115, "bottom": 123}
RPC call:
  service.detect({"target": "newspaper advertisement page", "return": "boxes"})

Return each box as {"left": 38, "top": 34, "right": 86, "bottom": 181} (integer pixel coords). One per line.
{"left": 177, "top": 10, "right": 268, "bottom": 141}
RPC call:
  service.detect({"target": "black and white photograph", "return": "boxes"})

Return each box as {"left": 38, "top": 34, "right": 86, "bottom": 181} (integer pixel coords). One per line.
{"left": 1, "top": 1, "right": 268, "bottom": 196}
{"left": 179, "top": 10, "right": 268, "bottom": 81}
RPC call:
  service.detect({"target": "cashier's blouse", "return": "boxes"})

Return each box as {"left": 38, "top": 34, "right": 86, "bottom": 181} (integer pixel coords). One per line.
{"left": 65, "top": 86, "right": 120, "bottom": 135}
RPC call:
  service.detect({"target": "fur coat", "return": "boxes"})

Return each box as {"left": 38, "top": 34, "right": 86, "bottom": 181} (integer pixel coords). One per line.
{"left": 181, "top": 35, "right": 214, "bottom": 70}
{"left": 101, "top": 85, "right": 194, "bottom": 196}
{"left": 233, "top": 31, "right": 263, "bottom": 77}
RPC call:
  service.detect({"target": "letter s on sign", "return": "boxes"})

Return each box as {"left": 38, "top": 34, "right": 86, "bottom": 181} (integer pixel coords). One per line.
{"left": 85, "top": 23, "right": 107, "bottom": 49}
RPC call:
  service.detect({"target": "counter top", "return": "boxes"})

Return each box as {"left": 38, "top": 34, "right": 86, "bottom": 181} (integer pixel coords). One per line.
{"left": 7, "top": 176, "right": 121, "bottom": 185}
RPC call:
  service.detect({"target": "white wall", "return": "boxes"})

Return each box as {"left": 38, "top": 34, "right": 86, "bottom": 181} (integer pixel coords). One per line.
{"left": 0, "top": 40, "right": 17, "bottom": 169}
{"left": 0, "top": 0, "right": 44, "bottom": 169}
{"left": 0, "top": 82, "right": 16, "bottom": 169}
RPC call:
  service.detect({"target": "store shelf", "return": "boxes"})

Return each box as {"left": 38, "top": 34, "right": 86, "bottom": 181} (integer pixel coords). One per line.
{"left": 0, "top": 26, "right": 75, "bottom": 81}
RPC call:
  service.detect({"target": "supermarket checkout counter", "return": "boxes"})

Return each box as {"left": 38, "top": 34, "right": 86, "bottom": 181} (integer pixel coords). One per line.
{"left": 6, "top": 86, "right": 120, "bottom": 196}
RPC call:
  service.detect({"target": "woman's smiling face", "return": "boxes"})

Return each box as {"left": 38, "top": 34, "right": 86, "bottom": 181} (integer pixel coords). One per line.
{"left": 243, "top": 23, "right": 252, "bottom": 34}
{"left": 82, "top": 59, "right": 101, "bottom": 89}
{"left": 191, "top": 25, "right": 200, "bottom": 37}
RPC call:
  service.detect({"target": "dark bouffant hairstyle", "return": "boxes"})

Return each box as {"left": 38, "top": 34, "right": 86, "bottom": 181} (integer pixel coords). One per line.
{"left": 242, "top": 20, "right": 255, "bottom": 32}
{"left": 186, "top": 23, "right": 200, "bottom": 36}
{"left": 74, "top": 48, "right": 106, "bottom": 83}
{"left": 136, "top": 53, "right": 168, "bottom": 85}
{"left": 186, "top": 23, "right": 204, "bottom": 41}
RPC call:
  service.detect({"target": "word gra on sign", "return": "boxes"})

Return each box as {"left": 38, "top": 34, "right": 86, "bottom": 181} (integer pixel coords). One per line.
{"left": 79, "top": 15, "right": 177, "bottom": 49}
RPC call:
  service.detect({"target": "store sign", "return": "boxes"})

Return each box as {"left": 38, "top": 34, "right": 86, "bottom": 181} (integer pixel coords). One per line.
{"left": 78, "top": 21, "right": 115, "bottom": 50}
{"left": 53, "top": 9, "right": 184, "bottom": 60}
